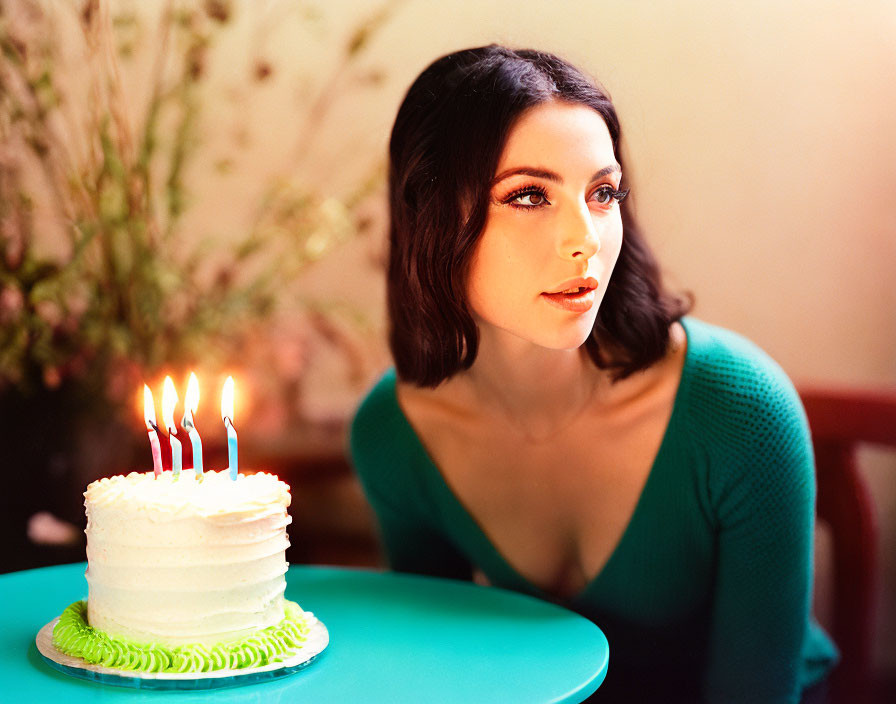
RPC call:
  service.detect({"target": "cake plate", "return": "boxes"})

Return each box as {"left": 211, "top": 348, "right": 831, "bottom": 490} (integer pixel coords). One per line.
{"left": 35, "top": 615, "right": 329, "bottom": 690}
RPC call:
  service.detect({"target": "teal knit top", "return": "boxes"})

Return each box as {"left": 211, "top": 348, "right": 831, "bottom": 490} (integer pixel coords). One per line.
{"left": 349, "top": 317, "right": 838, "bottom": 703}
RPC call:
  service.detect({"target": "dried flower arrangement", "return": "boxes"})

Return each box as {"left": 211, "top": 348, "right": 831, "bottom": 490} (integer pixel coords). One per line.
{"left": 0, "top": 0, "right": 390, "bottom": 407}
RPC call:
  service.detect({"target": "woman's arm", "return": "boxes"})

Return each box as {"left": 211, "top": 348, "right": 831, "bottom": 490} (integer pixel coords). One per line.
{"left": 702, "top": 370, "right": 817, "bottom": 703}
{"left": 361, "top": 479, "right": 474, "bottom": 580}
{"left": 349, "top": 381, "right": 473, "bottom": 581}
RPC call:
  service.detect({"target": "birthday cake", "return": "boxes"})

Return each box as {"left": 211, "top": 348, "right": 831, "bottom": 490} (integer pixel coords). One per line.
{"left": 50, "top": 469, "right": 317, "bottom": 674}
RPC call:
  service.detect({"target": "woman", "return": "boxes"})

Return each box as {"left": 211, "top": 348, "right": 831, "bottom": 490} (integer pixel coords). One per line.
{"left": 350, "top": 45, "right": 837, "bottom": 702}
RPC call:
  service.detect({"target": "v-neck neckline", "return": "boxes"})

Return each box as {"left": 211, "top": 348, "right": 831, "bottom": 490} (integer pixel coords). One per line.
{"left": 386, "top": 318, "right": 694, "bottom": 605}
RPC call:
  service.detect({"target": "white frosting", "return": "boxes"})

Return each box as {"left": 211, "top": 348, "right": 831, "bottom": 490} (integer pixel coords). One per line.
{"left": 84, "top": 470, "right": 292, "bottom": 647}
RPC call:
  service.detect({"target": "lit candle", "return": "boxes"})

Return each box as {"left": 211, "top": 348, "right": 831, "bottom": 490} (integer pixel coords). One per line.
{"left": 143, "top": 385, "right": 163, "bottom": 477}
{"left": 182, "top": 372, "right": 203, "bottom": 477}
{"left": 221, "top": 376, "right": 238, "bottom": 480}
{"left": 162, "top": 376, "right": 182, "bottom": 476}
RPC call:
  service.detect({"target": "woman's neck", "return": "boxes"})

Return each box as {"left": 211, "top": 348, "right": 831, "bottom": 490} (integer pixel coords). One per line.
{"left": 456, "top": 327, "right": 611, "bottom": 443}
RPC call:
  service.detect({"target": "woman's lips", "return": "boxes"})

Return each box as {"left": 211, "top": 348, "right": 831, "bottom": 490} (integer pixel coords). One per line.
{"left": 541, "top": 286, "right": 597, "bottom": 313}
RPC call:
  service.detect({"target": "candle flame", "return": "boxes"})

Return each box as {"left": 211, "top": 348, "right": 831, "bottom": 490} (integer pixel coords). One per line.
{"left": 162, "top": 376, "right": 178, "bottom": 433}
{"left": 221, "top": 376, "right": 235, "bottom": 422}
{"left": 143, "top": 384, "right": 157, "bottom": 428}
{"left": 185, "top": 372, "right": 200, "bottom": 415}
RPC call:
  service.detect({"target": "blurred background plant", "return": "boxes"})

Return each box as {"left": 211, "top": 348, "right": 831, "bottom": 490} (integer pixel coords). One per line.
{"left": 0, "top": 0, "right": 394, "bottom": 571}
{"left": 0, "top": 0, "right": 388, "bottom": 409}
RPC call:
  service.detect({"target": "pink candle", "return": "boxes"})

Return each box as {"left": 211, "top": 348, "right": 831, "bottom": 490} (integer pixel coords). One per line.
{"left": 143, "top": 385, "right": 164, "bottom": 477}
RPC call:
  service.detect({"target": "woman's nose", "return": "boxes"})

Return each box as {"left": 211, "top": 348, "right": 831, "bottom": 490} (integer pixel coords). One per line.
{"left": 558, "top": 202, "right": 600, "bottom": 261}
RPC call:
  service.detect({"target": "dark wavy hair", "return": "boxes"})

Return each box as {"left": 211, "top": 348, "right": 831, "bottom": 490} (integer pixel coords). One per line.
{"left": 388, "top": 45, "right": 691, "bottom": 387}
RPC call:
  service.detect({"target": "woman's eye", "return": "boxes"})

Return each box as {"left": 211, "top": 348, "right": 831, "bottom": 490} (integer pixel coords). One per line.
{"left": 517, "top": 192, "right": 546, "bottom": 206}
{"left": 591, "top": 185, "right": 629, "bottom": 206}
{"left": 500, "top": 186, "right": 550, "bottom": 209}
{"left": 594, "top": 187, "right": 614, "bottom": 205}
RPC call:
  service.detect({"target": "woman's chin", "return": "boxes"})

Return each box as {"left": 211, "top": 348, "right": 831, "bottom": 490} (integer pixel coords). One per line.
{"left": 525, "top": 323, "right": 597, "bottom": 352}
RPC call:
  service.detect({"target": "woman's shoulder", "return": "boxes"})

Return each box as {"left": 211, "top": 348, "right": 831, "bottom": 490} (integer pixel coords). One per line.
{"left": 677, "top": 317, "right": 809, "bottom": 444}
{"left": 353, "top": 367, "right": 398, "bottom": 420}
{"left": 349, "top": 368, "right": 405, "bottom": 465}
{"left": 680, "top": 317, "right": 800, "bottom": 402}
{"left": 349, "top": 368, "right": 441, "bottom": 513}
{"left": 676, "top": 318, "right": 815, "bottom": 518}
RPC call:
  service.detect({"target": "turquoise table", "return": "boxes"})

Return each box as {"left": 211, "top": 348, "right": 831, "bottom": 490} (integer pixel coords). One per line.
{"left": 1, "top": 563, "right": 608, "bottom": 703}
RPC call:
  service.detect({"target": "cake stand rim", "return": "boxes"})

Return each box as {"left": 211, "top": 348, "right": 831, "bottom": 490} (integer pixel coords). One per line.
{"left": 34, "top": 614, "right": 329, "bottom": 689}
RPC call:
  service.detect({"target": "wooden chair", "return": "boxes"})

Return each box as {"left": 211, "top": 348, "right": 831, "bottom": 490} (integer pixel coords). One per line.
{"left": 799, "top": 385, "right": 896, "bottom": 704}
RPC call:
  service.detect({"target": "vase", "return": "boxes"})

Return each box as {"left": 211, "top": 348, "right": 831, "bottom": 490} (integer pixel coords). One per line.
{"left": 0, "top": 381, "right": 142, "bottom": 573}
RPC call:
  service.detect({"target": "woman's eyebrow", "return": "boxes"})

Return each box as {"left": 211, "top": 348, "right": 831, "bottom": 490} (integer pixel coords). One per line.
{"left": 491, "top": 163, "right": 621, "bottom": 186}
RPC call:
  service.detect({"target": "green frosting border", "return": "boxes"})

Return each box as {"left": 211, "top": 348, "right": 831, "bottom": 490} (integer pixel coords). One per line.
{"left": 52, "top": 599, "right": 311, "bottom": 673}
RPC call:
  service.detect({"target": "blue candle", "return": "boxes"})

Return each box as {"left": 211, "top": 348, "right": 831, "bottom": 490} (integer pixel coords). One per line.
{"left": 221, "top": 376, "right": 238, "bottom": 480}
{"left": 162, "top": 376, "right": 182, "bottom": 475}
{"left": 225, "top": 416, "right": 238, "bottom": 480}
{"left": 185, "top": 424, "right": 203, "bottom": 475}
{"left": 170, "top": 431, "right": 182, "bottom": 476}
{"left": 183, "top": 372, "right": 203, "bottom": 476}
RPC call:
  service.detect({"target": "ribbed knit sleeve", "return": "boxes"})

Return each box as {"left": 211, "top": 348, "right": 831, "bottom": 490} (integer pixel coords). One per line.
{"left": 349, "top": 371, "right": 473, "bottom": 581}
{"left": 685, "top": 325, "right": 818, "bottom": 703}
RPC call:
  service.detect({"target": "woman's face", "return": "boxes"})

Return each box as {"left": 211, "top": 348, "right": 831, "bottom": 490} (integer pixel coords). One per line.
{"left": 466, "top": 100, "right": 625, "bottom": 351}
